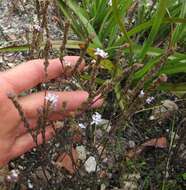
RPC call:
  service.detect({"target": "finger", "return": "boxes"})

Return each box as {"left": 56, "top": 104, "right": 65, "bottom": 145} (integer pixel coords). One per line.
{"left": 17, "top": 118, "right": 38, "bottom": 136}
{"left": 18, "top": 110, "right": 80, "bottom": 137}
{"left": 18, "top": 110, "right": 75, "bottom": 135}
{"left": 10, "top": 127, "right": 55, "bottom": 160}
{"left": 2, "top": 56, "right": 84, "bottom": 94}
{"left": 19, "top": 91, "right": 103, "bottom": 118}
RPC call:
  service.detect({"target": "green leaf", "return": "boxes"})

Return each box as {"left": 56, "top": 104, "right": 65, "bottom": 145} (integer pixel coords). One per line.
{"left": 80, "top": 74, "right": 104, "bottom": 85}
{"left": 100, "top": 59, "right": 116, "bottom": 71}
{"left": 0, "top": 44, "right": 30, "bottom": 53}
{"left": 131, "top": 45, "right": 186, "bottom": 81}
{"left": 115, "top": 17, "right": 186, "bottom": 48}
{"left": 114, "top": 83, "right": 125, "bottom": 110}
{"left": 159, "top": 83, "right": 186, "bottom": 93}
{"left": 182, "top": 173, "right": 186, "bottom": 180}
{"left": 139, "top": 0, "right": 169, "bottom": 59}
{"left": 0, "top": 40, "right": 83, "bottom": 53}
{"left": 172, "top": 1, "right": 186, "bottom": 45}
{"left": 57, "top": 0, "right": 102, "bottom": 47}
{"left": 112, "top": 0, "right": 133, "bottom": 55}
{"left": 160, "top": 59, "right": 186, "bottom": 75}
{"left": 132, "top": 55, "right": 161, "bottom": 80}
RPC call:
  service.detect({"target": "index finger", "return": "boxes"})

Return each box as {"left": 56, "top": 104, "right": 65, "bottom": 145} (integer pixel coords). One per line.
{"left": 2, "top": 56, "right": 84, "bottom": 94}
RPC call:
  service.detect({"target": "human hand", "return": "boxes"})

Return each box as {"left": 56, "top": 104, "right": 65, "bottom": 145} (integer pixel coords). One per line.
{"left": 0, "top": 56, "right": 102, "bottom": 166}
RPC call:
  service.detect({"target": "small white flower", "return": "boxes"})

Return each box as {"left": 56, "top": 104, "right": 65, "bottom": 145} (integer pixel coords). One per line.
{"left": 64, "top": 60, "right": 71, "bottom": 67}
{"left": 18, "top": 165, "right": 24, "bottom": 170}
{"left": 149, "top": 115, "right": 155, "bottom": 120}
{"left": 91, "top": 112, "right": 103, "bottom": 125}
{"left": 11, "top": 169, "right": 19, "bottom": 178}
{"left": 79, "top": 123, "right": 86, "bottom": 129}
{"left": 139, "top": 90, "right": 145, "bottom": 98}
{"left": 45, "top": 93, "right": 59, "bottom": 108}
{"left": 6, "top": 175, "right": 11, "bottom": 181}
{"left": 146, "top": 96, "right": 155, "bottom": 104}
{"left": 108, "top": 0, "right": 112, "bottom": 6}
{"left": 91, "top": 112, "right": 102, "bottom": 125}
{"left": 6, "top": 169, "right": 20, "bottom": 182}
{"left": 166, "top": 129, "right": 169, "bottom": 133}
{"left": 27, "top": 179, "right": 33, "bottom": 189}
{"left": 95, "top": 48, "right": 108, "bottom": 58}
{"left": 91, "top": 59, "right": 96, "bottom": 64}
{"left": 128, "top": 140, "right": 135, "bottom": 148}
{"left": 33, "top": 24, "right": 42, "bottom": 32}
{"left": 55, "top": 143, "right": 60, "bottom": 148}
{"left": 84, "top": 156, "right": 97, "bottom": 173}
{"left": 131, "top": 18, "right": 136, "bottom": 23}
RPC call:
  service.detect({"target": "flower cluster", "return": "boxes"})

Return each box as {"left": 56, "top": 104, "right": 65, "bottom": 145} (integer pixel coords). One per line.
{"left": 94, "top": 48, "right": 108, "bottom": 58}
{"left": 45, "top": 93, "right": 59, "bottom": 108}
{"left": 6, "top": 169, "right": 20, "bottom": 183}
{"left": 33, "top": 24, "right": 42, "bottom": 32}
{"left": 146, "top": 96, "right": 155, "bottom": 104}
{"left": 91, "top": 112, "right": 103, "bottom": 125}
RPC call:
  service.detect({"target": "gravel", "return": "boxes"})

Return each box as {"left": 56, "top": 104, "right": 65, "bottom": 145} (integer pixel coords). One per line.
{"left": 0, "top": 0, "right": 64, "bottom": 70}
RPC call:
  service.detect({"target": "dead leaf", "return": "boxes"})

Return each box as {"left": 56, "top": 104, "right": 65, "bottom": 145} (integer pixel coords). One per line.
{"left": 142, "top": 137, "right": 167, "bottom": 148}
{"left": 56, "top": 148, "right": 78, "bottom": 174}
{"left": 126, "top": 137, "right": 167, "bottom": 159}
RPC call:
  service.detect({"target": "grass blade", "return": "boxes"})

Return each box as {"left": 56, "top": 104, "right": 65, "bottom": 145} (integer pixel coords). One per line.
{"left": 139, "top": 0, "right": 169, "bottom": 59}
{"left": 112, "top": 0, "right": 133, "bottom": 56}
{"left": 57, "top": 0, "right": 102, "bottom": 47}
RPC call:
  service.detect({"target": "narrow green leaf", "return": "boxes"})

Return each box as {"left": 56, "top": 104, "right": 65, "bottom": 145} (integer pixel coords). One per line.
{"left": 159, "top": 83, "right": 186, "bottom": 93}
{"left": 139, "top": 0, "right": 169, "bottom": 59}
{"left": 57, "top": 0, "right": 102, "bottom": 47}
{"left": 112, "top": 0, "right": 133, "bottom": 55}
{"left": 172, "top": 1, "right": 186, "bottom": 45}
{"left": 115, "top": 17, "right": 186, "bottom": 47}
{"left": 132, "top": 55, "right": 161, "bottom": 80}
{"left": 0, "top": 40, "right": 83, "bottom": 53}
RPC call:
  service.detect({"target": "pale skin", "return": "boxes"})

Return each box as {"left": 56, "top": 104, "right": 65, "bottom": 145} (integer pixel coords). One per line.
{"left": 0, "top": 56, "right": 102, "bottom": 166}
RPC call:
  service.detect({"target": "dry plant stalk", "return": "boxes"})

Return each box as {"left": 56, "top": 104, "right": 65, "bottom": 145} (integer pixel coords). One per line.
{"left": 60, "top": 21, "right": 70, "bottom": 63}
{"left": 59, "top": 21, "right": 70, "bottom": 79}
{"left": 122, "top": 48, "right": 174, "bottom": 120}
{"left": 29, "top": 26, "right": 43, "bottom": 58}
{"left": 89, "top": 56, "right": 102, "bottom": 95}
{"left": 7, "top": 93, "right": 34, "bottom": 138}
{"left": 71, "top": 37, "right": 91, "bottom": 76}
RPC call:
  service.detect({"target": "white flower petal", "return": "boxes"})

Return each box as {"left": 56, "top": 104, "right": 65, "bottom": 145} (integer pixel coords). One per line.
{"left": 79, "top": 123, "right": 86, "bottom": 129}
{"left": 139, "top": 90, "right": 145, "bottom": 98}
